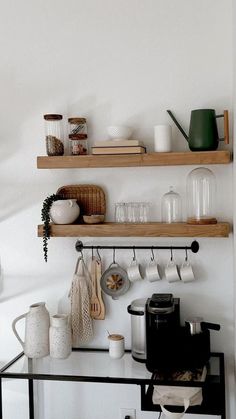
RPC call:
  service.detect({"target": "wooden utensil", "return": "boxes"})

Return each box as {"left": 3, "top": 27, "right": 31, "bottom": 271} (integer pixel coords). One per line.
{"left": 94, "top": 258, "right": 105, "bottom": 320}
{"left": 90, "top": 257, "right": 101, "bottom": 319}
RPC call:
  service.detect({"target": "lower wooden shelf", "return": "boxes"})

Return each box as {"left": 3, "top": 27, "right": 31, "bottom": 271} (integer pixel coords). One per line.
{"left": 37, "top": 222, "right": 230, "bottom": 238}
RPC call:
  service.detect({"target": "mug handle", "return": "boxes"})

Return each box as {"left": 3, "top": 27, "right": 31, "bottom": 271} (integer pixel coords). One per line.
{"left": 216, "top": 110, "right": 229, "bottom": 144}
{"left": 12, "top": 313, "right": 27, "bottom": 348}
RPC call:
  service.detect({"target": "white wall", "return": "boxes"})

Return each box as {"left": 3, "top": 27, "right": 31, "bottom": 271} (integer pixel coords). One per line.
{"left": 0, "top": 0, "right": 234, "bottom": 418}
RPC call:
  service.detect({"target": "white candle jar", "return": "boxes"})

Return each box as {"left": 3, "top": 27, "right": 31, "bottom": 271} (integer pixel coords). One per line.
{"left": 108, "top": 334, "right": 125, "bottom": 359}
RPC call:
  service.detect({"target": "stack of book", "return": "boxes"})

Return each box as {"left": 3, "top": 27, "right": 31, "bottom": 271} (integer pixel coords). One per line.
{"left": 91, "top": 140, "right": 146, "bottom": 155}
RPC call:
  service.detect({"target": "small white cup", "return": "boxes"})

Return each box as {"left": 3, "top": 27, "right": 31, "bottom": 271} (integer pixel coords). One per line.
{"left": 146, "top": 261, "right": 162, "bottom": 282}
{"left": 108, "top": 334, "right": 125, "bottom": 359}
{"left": 127, "top": 260, "right": 143, "bottom": 282}
{"left": 180, "top": 261, "right": 195, "bottom": 283}
{"left": 154, "top": 124, "right": 172, "bottom": 152}
{"left": 165, "top": 260, "right": 180, "bottom": 283}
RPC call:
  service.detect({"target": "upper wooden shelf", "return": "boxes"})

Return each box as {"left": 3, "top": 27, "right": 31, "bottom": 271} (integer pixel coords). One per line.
{"left": 37, "top": 151, "right": 232, "bottom": 169}
{"left": 38, "top": 222, "right": 230, "bottom": 238}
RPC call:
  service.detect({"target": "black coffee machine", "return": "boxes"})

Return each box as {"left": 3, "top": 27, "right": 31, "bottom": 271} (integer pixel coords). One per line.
{"left": 146, "top": 293, "right": 180, "bottom": 372}
{"left": 145, "top": 293, "right": 220, "bottom": 372}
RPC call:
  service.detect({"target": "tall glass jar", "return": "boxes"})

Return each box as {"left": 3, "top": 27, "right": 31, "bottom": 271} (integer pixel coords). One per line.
{"left": 161, "top": 186, "right": 182, "bottom": 223}
{"left": 186, "top": 167, "right": 217, "bottom": 224}
{"left": 44, "top": 114, "right": 64, "bottom": 156}
{"left": 68, "top": 118, "right": 88, "bottom": 155}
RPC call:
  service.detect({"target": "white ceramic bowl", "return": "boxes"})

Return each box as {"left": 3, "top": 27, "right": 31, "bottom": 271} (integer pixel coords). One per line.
{"left": 107, "top": 125, "right": 132, "bottom": 141}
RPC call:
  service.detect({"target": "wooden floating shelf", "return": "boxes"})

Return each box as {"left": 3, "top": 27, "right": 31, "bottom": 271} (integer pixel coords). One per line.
{"left": 37, "top": 151, "right": 232, "bottom": 169}
{"left": 38, "top": 222, "right": 231, "bottom": 238}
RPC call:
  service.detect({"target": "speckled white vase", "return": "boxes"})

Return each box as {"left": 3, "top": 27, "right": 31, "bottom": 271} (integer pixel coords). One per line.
{"left": 49, "top": 314, "right": 72, "bottom": 359}
{"left": 12, "top": 302, "right": 50, "bottom": 358}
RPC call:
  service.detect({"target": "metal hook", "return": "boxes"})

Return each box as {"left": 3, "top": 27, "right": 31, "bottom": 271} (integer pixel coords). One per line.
{"left": 170, "top": 247, "right": 173, "bottom": 261}
{"left": 79, "top": 249, "right": 84, "bottom": 260}
{"left": 133, "top": 246, "right": 136, "bottom": 261}
{"left": 96, "top": 247, "right": 102, "bottom": 261}
{"left": 113, "top": 247, "right": 116, "bottom": 264}
{"left": 151, "top": 247, "right": 155, "bottom": 261}
{"left": 185, "top": 247, "right": 188, "bottom": 262}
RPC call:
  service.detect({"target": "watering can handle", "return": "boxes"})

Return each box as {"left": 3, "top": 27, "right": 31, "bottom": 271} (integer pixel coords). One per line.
{"left": 12, "top": 313, "right": 27, "bottom": 348}
{"left": 216, "top": 110, "right": 229, "bottom": 145}
{"left": 223, "top": 110, "right": 229, "bottom": 144}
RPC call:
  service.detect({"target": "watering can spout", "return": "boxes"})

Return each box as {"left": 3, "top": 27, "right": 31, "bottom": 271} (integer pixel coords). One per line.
{"left": 167, "top": 110, "right": 189, "bottom": 141}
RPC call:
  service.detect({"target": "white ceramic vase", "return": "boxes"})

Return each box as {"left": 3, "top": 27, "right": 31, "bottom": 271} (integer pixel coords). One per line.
{"left": 50, "top": 199, "right": 80, "bottom": 224}
{"left": 12, "top": 302, "right": 50, "bottom": 358}
{"left": 49, "top": 314, "right": 72, "bottom": 359}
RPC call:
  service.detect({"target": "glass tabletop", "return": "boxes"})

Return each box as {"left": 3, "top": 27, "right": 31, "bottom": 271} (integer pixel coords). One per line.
{"left": 0, "top": 349, "right": 222, "bottom": 385}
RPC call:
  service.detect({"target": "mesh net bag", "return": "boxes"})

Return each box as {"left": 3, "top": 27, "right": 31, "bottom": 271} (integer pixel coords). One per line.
{"left": 70, "top": 257, "right": 93, "bottom": 347}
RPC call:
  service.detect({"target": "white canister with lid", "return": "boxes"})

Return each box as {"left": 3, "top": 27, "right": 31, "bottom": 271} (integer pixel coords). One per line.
{"left": 108, "top": 334, "right": 125, "bottom": 359}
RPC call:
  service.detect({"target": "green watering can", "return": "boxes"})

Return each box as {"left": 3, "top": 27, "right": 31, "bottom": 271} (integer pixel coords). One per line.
{"left": 167, "top": 109, "right": 229, "bottom": 151}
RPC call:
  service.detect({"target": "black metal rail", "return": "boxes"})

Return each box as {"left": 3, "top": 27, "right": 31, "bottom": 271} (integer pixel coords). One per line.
{"left": 75, "top": 240, "right": 200, "bottom": 253}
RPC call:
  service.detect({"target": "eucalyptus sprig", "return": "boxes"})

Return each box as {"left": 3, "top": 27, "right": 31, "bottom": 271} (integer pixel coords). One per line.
{"left": 41, "top": 194, "right": 62, "bottom": 262}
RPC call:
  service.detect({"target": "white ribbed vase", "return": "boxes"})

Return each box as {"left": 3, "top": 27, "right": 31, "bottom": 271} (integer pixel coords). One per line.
{"left": 49, "top": 314, "right": 72, "bottom": 359}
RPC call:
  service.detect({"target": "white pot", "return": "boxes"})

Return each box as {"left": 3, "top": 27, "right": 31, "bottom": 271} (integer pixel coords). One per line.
{"left": 12, "top": 302, "right": 50, "bottom": 358}
{"left": 50, "top": 199, "right": 80, "bottom": 224}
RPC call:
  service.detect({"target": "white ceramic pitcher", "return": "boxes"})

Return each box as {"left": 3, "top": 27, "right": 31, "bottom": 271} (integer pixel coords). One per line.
{"left": 49, "top": 199, "right": 80, "bottom": 224}
{"left": 12, "top": 302, "right": 50, "bottom": 358}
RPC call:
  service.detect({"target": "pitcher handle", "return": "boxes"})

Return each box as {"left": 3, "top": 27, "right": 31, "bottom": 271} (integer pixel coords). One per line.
{"left": 12, "top": 313, "right": 27, "bottom": 348}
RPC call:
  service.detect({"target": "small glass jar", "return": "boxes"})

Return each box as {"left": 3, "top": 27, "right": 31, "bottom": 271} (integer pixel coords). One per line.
{"left": 161, "top": 186, "right": 182, "bottom": 223}
{"left": 186, "top": 167, "right": 217, "bottom": 224}
{"left": 68, "top": 118, "right": 88, "bottom": 155}
{"left": 44, "top": 114, "right": 64, "bottom": 156}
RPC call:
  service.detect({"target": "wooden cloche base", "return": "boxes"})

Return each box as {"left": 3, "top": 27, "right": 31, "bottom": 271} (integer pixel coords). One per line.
{"left": 187, "top": 217, "right": 217, "bottom": 225}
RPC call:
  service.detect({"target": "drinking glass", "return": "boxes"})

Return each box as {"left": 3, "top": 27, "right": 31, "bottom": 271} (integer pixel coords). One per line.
{"left": 115, "top": 203, "right": 126, "bottom": 223}
{"left": 138, "top": 202, "right": 150, "bottom": 223}
{"left": 126, "top": 203, "right": 138, "bottom": 223}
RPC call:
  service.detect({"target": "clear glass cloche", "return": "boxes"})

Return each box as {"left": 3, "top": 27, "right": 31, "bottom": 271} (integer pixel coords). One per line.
{"left": 186, "top": 167, "right": 217, "bottom": 224}
{"left": 161, "top": 186, "right": 182, "bottom": 223}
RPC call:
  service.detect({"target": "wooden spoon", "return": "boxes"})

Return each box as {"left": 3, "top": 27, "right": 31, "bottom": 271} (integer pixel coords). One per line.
{"left": 90, "top": 257, "right": 101, "bottom": 319}
{"left": 93, "top": 258, "right": 105, "bottom": 320}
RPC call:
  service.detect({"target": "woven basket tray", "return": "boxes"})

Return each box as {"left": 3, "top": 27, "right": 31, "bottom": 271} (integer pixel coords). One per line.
{"left": 56, "top": 185, "right": 106, "bottom": 218}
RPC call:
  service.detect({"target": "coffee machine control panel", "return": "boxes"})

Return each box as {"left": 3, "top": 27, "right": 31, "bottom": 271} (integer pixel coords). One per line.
{"left": 149, "top": 294, "right": 173, "bottom": 308}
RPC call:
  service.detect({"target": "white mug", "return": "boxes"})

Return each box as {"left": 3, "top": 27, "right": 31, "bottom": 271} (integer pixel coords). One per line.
{"left": 165, "top": 260, "right": 180, "bottom": 283}
{"left": 146, "top": 260, "right": 162, "bottom": 282}
{"left": 127, "top": 260, "right": 143, "bottom": 282}
{"left": 154, "top": 124, "right": 172, "bottom": 152}
{"left": 180, "top": 261, "right": 195, "bottom": 283}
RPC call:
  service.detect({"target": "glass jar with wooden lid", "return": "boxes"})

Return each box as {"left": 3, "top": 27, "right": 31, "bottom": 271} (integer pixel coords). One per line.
{"left": 44, "top": 114, "right": 64, "bottom": 156}
{"left": 68, "top": 117, "right": 88, "bottom": 155}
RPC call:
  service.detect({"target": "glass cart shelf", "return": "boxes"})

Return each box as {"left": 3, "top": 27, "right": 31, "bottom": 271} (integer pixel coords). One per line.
{"left": 0, "top": 349, "right": 225, "bottom": 419}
